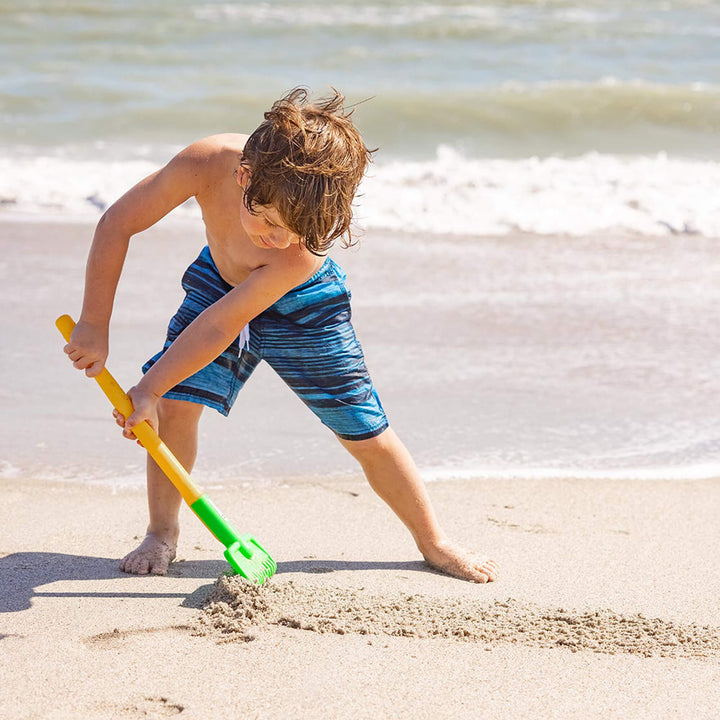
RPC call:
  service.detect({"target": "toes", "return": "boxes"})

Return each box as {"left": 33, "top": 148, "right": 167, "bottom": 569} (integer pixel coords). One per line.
{"left": 150, "top": 563, "right": 168, "bottom": 576}
{"left": 135, "top": 556, "right": 151, "bottom": 575}
{"left": 422, "top": 544, "right": 500, "bottom": 584}
{"left": 150, "top": 553, "right": 171, "bottom": 576}
{"left": 118, "top": 551, "right": 146, "bottom": 575}
{"left": 118, "top": 540, "right": 175, "bottom": 576}
{"left": 118, "top": 552, "right": 136, "bottom": 573}
{"left": 475, "top": 559, "right": 499, "bottom": 582}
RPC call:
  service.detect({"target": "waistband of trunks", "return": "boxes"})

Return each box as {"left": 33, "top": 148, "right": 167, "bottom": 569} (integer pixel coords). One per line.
{"left": 201, "top": 246, "right": 337, "bottom": 294}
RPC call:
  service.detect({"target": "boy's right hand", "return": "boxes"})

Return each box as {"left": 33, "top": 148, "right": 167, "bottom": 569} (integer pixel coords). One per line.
{"left": 63, "top": 320, "right": 109, "bottom": 378}
{"left": 113, "top": 385, "right": 160, "bottom": 445}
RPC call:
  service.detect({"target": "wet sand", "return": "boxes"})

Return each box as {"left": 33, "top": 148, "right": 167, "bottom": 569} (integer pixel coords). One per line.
{"left": 3, "top": 216, "right": 720, "bottom": 485}
{"left": 2, "top": 476, "right": 720, "bottom": 719}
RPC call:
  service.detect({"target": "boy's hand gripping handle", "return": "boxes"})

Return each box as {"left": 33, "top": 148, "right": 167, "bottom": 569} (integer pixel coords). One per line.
{"left": 55, "top": 314, "right": 203, "bottom": 506}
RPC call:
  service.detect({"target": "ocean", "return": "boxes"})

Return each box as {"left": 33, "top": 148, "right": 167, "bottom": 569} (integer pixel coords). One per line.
{"left": 2, "top": 0, "right": 720, "bottom": 235}
{"left": 1, "top": 0, "right": 719, "bottom": 483}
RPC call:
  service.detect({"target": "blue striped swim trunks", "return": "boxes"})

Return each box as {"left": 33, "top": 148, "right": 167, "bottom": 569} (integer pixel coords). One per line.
{"left": 143, "top": 246, "right": 389, "bottom": 441}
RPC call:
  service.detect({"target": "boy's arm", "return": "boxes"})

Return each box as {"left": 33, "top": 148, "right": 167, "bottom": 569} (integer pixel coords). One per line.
{"left": 120, "top": 252, "right": 315, "bottom": 434}
{"left": 64, "top": 141, "right": 214, "bottom": 377}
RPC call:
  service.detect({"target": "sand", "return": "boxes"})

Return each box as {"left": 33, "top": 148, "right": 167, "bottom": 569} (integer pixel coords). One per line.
{"left": 199, "top": 576, "right": 720, "bottom": 658}
{"left": 3, "top": 476, "right": 720, "bottom": 719}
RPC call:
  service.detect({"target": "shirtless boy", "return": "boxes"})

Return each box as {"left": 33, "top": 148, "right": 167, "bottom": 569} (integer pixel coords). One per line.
{"left": 63, "top": 88, "right": 498, "bottom": 584}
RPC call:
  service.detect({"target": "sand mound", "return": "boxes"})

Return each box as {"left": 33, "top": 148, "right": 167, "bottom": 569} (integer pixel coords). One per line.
{"left": 195, "top": 575, "right": 720, "bottom": 658}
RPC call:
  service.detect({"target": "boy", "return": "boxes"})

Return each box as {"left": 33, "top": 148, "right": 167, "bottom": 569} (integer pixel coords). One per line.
{"left": 64, "top": 88, "right": 498, "bottom": 584}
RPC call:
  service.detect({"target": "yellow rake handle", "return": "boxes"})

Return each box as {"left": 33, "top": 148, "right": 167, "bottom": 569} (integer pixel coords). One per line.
{"left": 56, "top": 314, "right": 203, "bottom": 505}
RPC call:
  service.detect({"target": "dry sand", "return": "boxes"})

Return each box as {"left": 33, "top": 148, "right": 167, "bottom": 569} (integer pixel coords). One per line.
{"left": 2, "top": 476, "right": 720, "bottom": 719}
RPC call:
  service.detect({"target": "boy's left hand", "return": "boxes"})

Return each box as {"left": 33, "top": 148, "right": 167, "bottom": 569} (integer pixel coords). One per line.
{"left": 114, "top": 385, "right": 161, "bottom": 444}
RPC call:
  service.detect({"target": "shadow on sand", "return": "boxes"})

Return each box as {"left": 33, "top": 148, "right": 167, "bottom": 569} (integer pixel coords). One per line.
{"left": 0, "top": 552, "right": 430, "bottom": 614}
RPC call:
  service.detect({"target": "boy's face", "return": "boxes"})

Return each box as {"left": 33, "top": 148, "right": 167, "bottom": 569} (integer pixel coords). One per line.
{"left": 235, "top": 165, "right": 301, "bottom": 250}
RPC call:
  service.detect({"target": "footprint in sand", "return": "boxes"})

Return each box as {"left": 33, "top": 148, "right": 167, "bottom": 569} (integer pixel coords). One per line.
{"left": 118, "top": 696, "right": 184, "bottom": 718}
{"left": 84, "top": 625, "right": 193, "bottom": 648}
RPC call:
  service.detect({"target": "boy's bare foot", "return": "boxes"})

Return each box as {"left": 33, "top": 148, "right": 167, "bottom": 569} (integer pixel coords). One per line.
{"left": 421, "top": 540, "right": 499, "bottom": 583}
{"left": 119, "top": 532, "right": 177, "bottom": 575}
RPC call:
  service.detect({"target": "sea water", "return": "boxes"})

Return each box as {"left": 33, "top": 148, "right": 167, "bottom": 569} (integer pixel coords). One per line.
{"left": 1, "top": 0, "right": 718, "bottom": 482}
{"left": 2, "top": 0, "right": 720, "bottom": 235}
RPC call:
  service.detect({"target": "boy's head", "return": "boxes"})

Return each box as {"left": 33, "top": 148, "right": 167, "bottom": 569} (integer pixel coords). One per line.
{"left": 240, "top": 87, "right": 374, "bottom": 255}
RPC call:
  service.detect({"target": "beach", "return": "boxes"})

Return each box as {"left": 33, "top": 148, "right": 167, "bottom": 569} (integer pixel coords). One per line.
{"left": 3, "top": 474, "right": 720, "bottom": 719}
{"left": 3, "top": 1, "right": 720, "bottom": 715}
{"left": 2, "top": 217, "right": 720, "bottom": 718}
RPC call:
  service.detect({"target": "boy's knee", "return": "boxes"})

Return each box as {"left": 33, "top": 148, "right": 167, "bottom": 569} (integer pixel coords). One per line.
{"left": 157, "top": 397, "right": 204, "bottom": 424}
{"left": 338, "top": 427, "right": 397, "bottom": 463}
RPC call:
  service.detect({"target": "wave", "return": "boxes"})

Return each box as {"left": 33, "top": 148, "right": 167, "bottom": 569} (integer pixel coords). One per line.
{"left": 359, "top": 147, "right": 720, "bottom": 237}
{"left": 3, "top": 81, "right": 718, "bottom": 161}
{"left": 0, "top": 151, "right": 162, "bottom": 218}
{"left": 1, "top": 147, "right": 718, "bottom": 238}
{"left": 191, "top": 1, "right": 720, "bottom": 38}
{"left": 400, "top": 79, "right": 720, "bottom": 134}
{"left": 8, "top": 0, "right": 718, "bottom": 32}
{"left": 359, "top": 81, "right": 720, "bottom": 158}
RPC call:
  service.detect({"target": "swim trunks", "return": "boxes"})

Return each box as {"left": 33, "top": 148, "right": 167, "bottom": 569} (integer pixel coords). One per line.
{"left": 143, "top": 246, "right": 388, "bottom": 441}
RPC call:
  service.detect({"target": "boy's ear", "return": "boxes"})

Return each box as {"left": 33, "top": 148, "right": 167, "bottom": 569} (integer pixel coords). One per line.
{"left": 235, "top": 164, "right": 251, "bottom": 188}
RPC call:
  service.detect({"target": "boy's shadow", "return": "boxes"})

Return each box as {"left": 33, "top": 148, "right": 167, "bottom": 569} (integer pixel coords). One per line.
{"left": 0, "top": 552, "right": 428, "bottom": 614}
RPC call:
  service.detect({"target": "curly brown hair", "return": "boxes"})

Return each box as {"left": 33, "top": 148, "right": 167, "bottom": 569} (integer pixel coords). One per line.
{"left": 241, "top": 87, "right": 375, "bottom": 255}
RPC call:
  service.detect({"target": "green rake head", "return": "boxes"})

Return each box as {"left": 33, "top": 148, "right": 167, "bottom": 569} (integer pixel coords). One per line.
{"left": 189, "top": 496, "right": 276, "bottom": 585}
{"left": 224, "top": 534, "right": 277, "bottom": 585}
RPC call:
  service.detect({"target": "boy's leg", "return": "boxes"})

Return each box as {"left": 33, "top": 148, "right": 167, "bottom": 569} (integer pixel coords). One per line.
{"left": 119, "top": 397, "right": 204, "bottom": 575}
{"left": 338, "top": 428, "right": 498, "bottom": 583}
{"left": 258, "top": 258, "right": 496, "bottom": 582}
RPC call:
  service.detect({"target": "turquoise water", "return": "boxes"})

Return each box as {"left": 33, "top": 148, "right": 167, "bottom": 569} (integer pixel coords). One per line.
{"left": 2, "top": 0, "right": 719, "bottom": 234}
{"left": 2, "top": 0, "right": 720, "bottom": 157}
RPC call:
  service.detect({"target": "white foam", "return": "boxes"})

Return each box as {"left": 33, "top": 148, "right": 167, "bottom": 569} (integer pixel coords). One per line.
{"left": 358, "top": 147, "right": 720, "bottom": 237}
{"left": 0, "top": 460, "right": 21, "bottom": 479}
{"left": 0, "top": 153, "right": 168, "bottom": 219}
{"left": 1, "top": 147, "right": 719, "bottom": 238}
{"left": 421, "top": 462, "right": 720, "bottom": 483}
{"left": 193, "top": 3, "right": 503, "bottom": 27}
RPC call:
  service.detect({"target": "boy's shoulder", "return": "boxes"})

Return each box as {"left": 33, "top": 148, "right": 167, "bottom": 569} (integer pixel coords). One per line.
{"left": 165, "top": 134, "right": 249, "bottom": 191}
{"left": 181, "top": 133, "right": 249, "bottom": 161}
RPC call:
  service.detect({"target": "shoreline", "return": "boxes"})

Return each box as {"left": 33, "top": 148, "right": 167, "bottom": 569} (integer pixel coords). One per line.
{"left": 4, "top": 461, "right": 719, "bottom": 491}
{"left": 3, "top": 216, "right": 720, "bottom": 487}
{"left": 2, "top": 474, "right": 720, "bottom": 718}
